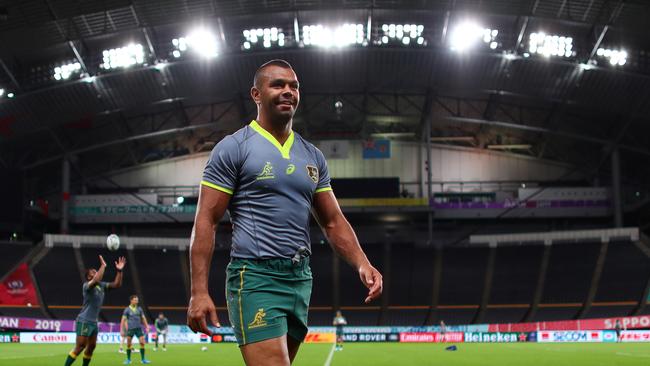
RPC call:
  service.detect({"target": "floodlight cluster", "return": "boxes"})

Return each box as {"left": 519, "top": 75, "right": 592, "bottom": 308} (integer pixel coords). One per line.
{"left": 0, "top": 89, "right": 14, "bottom": 99}
{"left": 302, "top": 24, "right": 365, "bottom": 48}
{"left": 380, "top": 24, "right": 425, "bottom": 46}
{"left": 25, "top": 18, "right": 637, "bottom": 89}
{"left": 101, "top": 44, "right": 145, "bottom": 70}
{"left": 449, "top": 22, "right": 498, "bottom": 51}
{"left": 172, "top": 29, "right": 219, "bottom": 58}
{"left": 596, "top": 48, "right": 627, "bottom": 66}
{"left": 528, "top": 32, "right": 573, "bottom": 58}
{"left": 53, "top": 62, "right": 82, "bottom": 81}
{"left": 243, "top": 27, "right": 285, "bottom": 50}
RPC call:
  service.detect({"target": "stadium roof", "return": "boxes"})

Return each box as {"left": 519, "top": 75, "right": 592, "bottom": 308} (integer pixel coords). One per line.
{"left": 1, "top": 0, "right": 649, "bottom": 193}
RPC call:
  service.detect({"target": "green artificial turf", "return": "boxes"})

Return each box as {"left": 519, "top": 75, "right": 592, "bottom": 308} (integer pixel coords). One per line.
{"left": 1, "top": 342, "right": 649, "bottom": 366}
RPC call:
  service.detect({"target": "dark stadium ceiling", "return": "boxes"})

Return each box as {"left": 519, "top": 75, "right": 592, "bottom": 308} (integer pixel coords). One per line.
{"left": 1, "top": 0, "right": 650, "bottom": 192}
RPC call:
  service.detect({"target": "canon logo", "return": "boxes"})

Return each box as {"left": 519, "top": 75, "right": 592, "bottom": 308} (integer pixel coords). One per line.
{"left": 33, "top": 334, "right": 69, "bottom": 342}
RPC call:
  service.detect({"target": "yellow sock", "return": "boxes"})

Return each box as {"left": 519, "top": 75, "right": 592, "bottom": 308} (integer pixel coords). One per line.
{"left": 69, "top": 351, "right": 78, "bottom": 359}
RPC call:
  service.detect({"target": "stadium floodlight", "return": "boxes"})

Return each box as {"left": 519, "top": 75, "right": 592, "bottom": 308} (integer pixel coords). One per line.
{"left": 528, "top": 32, "right": 573, "bottom": 58}
{"left": 242, "top": 27, "right": 286, "bottom": 50}
{"left": 100, "top": 43, "right": 146, "bottom": 70}
{"left": 596, "top": 48, "right": 627, "bottom": 66}
{"left": 579, "top": 62, "right": 595, "bottom": 71}
{"left": 172, "top": 28, "right": 219, "bottom": 58}
{"left": 7, "top": 92, "right": 14, "bottom": 98}
{"left": 302, "top": 23, "right": 365, "bottom": 48}
{"left": 0, "top": 88, "right": 4, "bottom": 97}
{"left": 53, "top": 62, "right": 82, "bottom": 81}
{"left": 379, "top": 23, "right": 425, "bottom": 46}
{"left": 449, "top": 22, "right": 498, "bottom": 51}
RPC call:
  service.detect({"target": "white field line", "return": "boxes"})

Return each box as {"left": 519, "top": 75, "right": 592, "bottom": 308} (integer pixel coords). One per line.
{"left": 323, "top": 341, "right": 337, "bottom": 366}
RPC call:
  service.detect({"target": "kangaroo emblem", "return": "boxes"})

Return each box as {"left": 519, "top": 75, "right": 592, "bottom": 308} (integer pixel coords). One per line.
{"left": 248, "top": 308, "right": 267, "bottom": 329}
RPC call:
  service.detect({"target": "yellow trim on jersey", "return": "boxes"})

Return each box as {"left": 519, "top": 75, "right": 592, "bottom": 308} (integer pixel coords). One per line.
{"left": 249, "top": 120, "right": 294, "bottom": 160}
{"left": 238, "top": 266, "right": 247, "bottom": 344}
{"left": 201, "top": 180, "right": 234, "bottom": 195}
{"left": 315, "top": 187, "right": 333, "bottom": 193}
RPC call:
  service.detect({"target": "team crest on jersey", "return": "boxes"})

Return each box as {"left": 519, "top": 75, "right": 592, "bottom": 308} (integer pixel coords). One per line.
{"left": 306, "top": 165, "right": 319, "bottom": 183}
{"left": 248, "top": 308, "right": 267, "bottom": 329}
{"left": 286, "top": 163, "right": 296, "bottom": 175}
{"left": 256, "top": 162, "right": 275, "bottom": 180}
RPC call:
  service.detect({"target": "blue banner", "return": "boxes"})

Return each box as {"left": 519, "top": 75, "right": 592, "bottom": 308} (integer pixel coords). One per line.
{"left": 362, "top": 139, "right": 390, "bottom": 159}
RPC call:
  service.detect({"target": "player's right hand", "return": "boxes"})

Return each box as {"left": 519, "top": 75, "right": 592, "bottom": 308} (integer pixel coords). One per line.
{"left": 187, "top": 293, "right": 220, "bottom": 335}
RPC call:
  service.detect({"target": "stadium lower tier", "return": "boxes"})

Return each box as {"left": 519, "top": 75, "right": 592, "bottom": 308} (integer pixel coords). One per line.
{"left": 3, "top": 239, "right": 648, "bottom": 326}
{"left": 4, "top": 329, "right": 650, "bottom": 345}
{"left": 2, "top": 303, "right": 649, "bottom": 327}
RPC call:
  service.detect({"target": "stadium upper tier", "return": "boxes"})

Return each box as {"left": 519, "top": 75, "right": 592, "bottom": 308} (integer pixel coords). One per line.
{"left": 1, "top": 228, "right": 648, "bottom": 326}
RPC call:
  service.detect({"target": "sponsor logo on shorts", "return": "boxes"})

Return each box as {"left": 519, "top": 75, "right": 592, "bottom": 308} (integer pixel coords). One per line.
{"left": 248, "top": 308, "right": 267, "bottom": 329}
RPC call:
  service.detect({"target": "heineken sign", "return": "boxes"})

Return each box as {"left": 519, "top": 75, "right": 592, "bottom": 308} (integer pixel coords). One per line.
{"left": 464, "top": 332, "right": 528, "bottom": 343}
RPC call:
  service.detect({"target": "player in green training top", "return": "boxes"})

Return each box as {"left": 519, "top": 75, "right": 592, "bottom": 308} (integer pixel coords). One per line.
{"left": 187, "top": 59, "right": 383, "bottom": 366}
{"left": 120, "top": 295, "right": 151, "bottom": 364}
{"left": 333, "top": 310, "right": 347, "bottom": 351}
{"left": 153, "top": 313, "right": 169, "bottom": 351}
{"left": 64, "top": 255, "right": 126, "bottom": 366}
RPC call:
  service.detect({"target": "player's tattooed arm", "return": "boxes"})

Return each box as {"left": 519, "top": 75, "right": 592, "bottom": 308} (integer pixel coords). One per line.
{"left": 109, "top": 256, "right": 126, "bottom": 289}
{"left": 187, "top": 185, "right": 231, "bottom": 335}
{"left": 121, "top": 316, "right": 128, "bottom": 332}
{"left": 87, "top": 255, "right": 107, "bottom": 288}
{"left": 142, "top": 314, "right": 150, "bottom": 333}
{"left": 312, "top": 190, "right": 383, "bottom": 304}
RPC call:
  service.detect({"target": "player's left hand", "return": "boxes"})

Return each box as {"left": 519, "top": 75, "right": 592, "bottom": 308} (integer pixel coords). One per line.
{"left": 115, "top": 256, "right": 126, "bottom": 270}
{"left": 358, "top": 263, "right": 383, "bottom": 303}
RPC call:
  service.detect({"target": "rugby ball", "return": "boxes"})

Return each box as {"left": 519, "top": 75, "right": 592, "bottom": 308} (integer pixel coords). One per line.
{"left": 106, "top": 234, "right": 121, "bottom": 251}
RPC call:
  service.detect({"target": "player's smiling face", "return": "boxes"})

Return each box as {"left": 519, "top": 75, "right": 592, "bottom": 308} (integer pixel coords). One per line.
{"left": 253, "top": 65, "right": 300, "bottom": 121}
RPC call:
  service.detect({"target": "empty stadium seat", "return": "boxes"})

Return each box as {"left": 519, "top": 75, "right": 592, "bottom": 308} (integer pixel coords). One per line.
{"left": 594, "top": 242, "right": 650, "bottom": 303}
{"left": 33, "top": 247, "right": 82, "bottom": 308}
{"left": 541, "top": 242, "right": 600, "bottom": 304}
{"left": 0, "top": 242, "right": 31, "bottom": 277}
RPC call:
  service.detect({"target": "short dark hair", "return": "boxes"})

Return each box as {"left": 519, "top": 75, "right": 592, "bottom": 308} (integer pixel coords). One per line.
{"left": 129, "top": 294, "right": 138, "bottom": 301}
{"left": 253, "top": 59, "right": 294, "bottom": 87}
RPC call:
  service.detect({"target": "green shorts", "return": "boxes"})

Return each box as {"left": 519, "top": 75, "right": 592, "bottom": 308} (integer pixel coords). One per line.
{"left": 336, "top": 326, "right": 344, "bottom": 337}
{"left": 127, "top": 328, "right": 145, "bottom": 338}
{"left": 75, "top": 321, "right": 98, "bottom": 337}
{"left": 226, "top": 257, "right": 312, "bottom": 346}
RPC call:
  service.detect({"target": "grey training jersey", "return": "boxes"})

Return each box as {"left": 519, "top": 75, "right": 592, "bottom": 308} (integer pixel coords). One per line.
{"left": 201, "top": 120, "right": 332, "bottom": 259}
{"left": 155, "top": 317, "right": 169, "bottom": 331}
{"left": 122, "top": 306, "right": 145, "bottom": 329}
{"left": 76, "top": 281, "right": 109, "bottom": 323}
